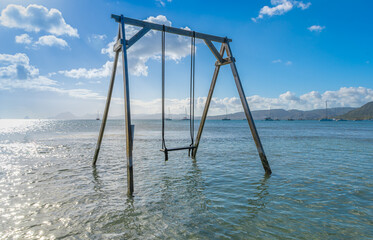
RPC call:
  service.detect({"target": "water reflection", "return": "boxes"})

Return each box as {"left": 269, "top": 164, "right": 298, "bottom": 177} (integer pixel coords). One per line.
{"left": 2, "top": 120, "right": 372, "bottom": 239}
{"left": 157, "top": 157, "right": 212, "bottom": 237}
{"left": 246, "top": 174, "right": 271, "bottom": 217}
{"left": 92, "top": 167, "right": 103, "bottom": 194}
{"left": 101, "top": 197, "right": 139, "bottom": 238}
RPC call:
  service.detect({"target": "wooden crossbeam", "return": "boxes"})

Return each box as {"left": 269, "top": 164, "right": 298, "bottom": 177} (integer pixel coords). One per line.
{"left": 111, "top": 14, "right": 231, "bottom": 43}
{"left": 204, "top": 40, "right": 224, "bottom": 63}
{"left": 113, "top": 27, "right": 151, "bottom": 52}
{"left": 126, "top": 27, "right": 150, "bottom": 49}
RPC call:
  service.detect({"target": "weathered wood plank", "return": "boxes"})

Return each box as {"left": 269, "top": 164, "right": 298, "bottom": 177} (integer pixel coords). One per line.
{"left": 111, "top": 14, "right": 231, "bottom": 43}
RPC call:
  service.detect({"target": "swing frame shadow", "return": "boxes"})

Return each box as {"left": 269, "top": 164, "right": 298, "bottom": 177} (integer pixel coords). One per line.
{"left": 93, "top": 14, "right": 272, "bottom": 196}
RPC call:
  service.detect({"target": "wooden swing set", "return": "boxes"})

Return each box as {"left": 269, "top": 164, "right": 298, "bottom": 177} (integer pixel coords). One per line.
{"left": 93, "top": 14, "right": 272, "bottom": 195}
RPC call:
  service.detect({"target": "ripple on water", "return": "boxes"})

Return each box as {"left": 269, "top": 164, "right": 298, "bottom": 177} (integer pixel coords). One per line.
{"left": 0, "top": 119, "right": 372, "bottom": 239}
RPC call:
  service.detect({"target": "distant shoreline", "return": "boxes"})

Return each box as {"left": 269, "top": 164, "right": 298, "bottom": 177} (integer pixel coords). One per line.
{"left": 4, "top": 101, "right": 373, "bottom": 121}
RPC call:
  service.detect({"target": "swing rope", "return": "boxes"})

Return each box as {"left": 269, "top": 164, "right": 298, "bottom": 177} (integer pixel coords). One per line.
{"left": 161, "top": 27, "right": 196, "bottom": 159}
{"left": 161, "top": 25, "right": 166, "bottom": 150}
{"left": 189, "top": 31, "right": 196, "bottom": 147}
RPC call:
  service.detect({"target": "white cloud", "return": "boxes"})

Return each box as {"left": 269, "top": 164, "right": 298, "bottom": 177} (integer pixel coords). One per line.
{"left": 272, "top": 59, "right": 292, "bottom": 65}
{"left": 58, "top": 61, "right": 113, "bottom": 79}
{"left": 88, "top": 34, "right": 107, "bottom": 44}
{"left": 0, "top": 52, "right": 56, "bottom": 91}
{"left": 101, "top": 39, "right": 116, "bottom": 58}
{"left": 35, "top": 35, "right": 68, "bottom": 48}
{"left": 15, "top": 33, "right": 32, "bottom": 44}
{"left": 247, "top": 87, "right": 373, "bottom": 111}
{"left": 89, "top": 34, "right": 106, "bottom": 41}
{"left": 297, "top": 1, "right": 311, "bottom": 10}
{"left": 0, "top": 4, "right": 78, "bottom": 37}
{"left": 0, "top": 53, "right": 39, "bottom": 80}
{"left": 15, "top": 34, "right": 68, "bottom": 48}
{"left": 0, "top": 53, "right": 104, "bottom": 100}
{"left": 101, "top": 15, "right": 191, "bottom": 77}
{"left": 308, "top": 25, "right": 325, "bottom": 32}
{"left": 156, "top": 0, "right": 172, "bottom": 7}
{"left": 1, "top": 55, "right": 371, "bottom": 114}
{"left": 127, "top": 87, "right": 373, "bottom": 115}
{"left": 252, "top": 0, "right": 311, "bottom": 22}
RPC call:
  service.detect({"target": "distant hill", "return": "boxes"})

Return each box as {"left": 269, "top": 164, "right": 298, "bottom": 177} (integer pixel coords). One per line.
{"left": 51, "top": 112, "right": 78, "bottom": 119}
{"left": 338, "top": 102, "right": 373, "bottom": 120}
{"left": 208, "top": 107, "right": 355, "bottom": 120}
{"left": 132, "top": 107, "right": 355, "bottom": 120}
{"left": 50, "top": 107, "right": 358, "bottom": 120}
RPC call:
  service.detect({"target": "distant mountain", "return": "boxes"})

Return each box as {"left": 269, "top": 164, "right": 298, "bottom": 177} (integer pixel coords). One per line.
{"left": 132, "top": 113, "right": 189, "bottom": 120}
{"left": 50, "top": 106, "right": 358, "bottom": 121}
{"left": 338, "top": 102, "right": 373, "bottom": 120}
{"left": 51, "top": 112, "right": 78, "bottom": 119}
{"left": 208, "top": 107, "right": 355, "bottom": 120}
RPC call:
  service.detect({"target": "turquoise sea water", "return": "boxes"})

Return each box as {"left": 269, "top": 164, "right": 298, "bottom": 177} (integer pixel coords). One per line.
{"left": 0, "top": 119, "right": 372, "bottom": 239}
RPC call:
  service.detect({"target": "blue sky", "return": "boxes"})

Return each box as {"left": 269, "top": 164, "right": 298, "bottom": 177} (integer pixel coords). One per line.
{"left": 0, "top": 0, "right": 372, "bottom": 118}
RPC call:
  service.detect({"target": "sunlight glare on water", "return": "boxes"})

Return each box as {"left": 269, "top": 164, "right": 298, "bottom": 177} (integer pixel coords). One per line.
{"left": 0, "top": 119, "right": 372, "bottom": 239}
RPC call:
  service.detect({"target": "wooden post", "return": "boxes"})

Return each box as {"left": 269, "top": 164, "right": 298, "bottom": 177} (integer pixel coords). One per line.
{"left": 224, "top": 42, "right": 272, "bottom": 175}
{"left": 119, "top": 16, "right": 134, "bottom": 195}
{"left": 93, "top": 48, "right": 120, "bottom": 166}
{"left": 191, "top": 44, "right": 225, "bottom": 158}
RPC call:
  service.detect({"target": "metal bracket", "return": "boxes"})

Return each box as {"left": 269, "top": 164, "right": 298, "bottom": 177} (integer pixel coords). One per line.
{"left": 215, "top": 57, "right": 235, "bottom": 66}
{"left": 113, "top": 39, "right": 123, "bottom": 52}
{"left": 113, "top": 27, "right": 151, "bottom": 52}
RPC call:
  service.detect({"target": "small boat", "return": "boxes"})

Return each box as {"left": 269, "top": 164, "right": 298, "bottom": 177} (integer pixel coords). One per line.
{"left": 265, "top": 106, "right": 273, "bottom": 121}
{"left": 319, "top": 101, "right": 333, "bottom": 121}
{"left": 166, "top": 107, "right": 172, "bottom": 120}
{"left": 320, "top": 118, "right": 333, "bottom": 121}
{"left": 222, "top": 108, "right": 231, "bottom": 120}
{"left": 287, "top": 118, "right": 294, "bottom": 121}
{"left": 181, "top": 108, "right": 190, "bottom": 120}
{"left": 96, "top": 111, "right": 100, "bottom": 121}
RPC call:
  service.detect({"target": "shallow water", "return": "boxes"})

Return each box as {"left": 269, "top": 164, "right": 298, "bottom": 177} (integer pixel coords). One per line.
{"left": 0, "top": 119, "right": 372, "bottom": 239}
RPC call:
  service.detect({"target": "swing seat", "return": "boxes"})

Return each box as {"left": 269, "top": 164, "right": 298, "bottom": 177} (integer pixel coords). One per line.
{"left": 160, "top": 145, "right": 195, "bottom": 152}
{"left": 160, "top": 145, "right": 196, "bottom": 161}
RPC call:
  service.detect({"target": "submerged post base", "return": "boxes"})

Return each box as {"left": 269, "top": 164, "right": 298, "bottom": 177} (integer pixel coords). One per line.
{"left": 259, "top": 153, "right": 272, "bottom": 175}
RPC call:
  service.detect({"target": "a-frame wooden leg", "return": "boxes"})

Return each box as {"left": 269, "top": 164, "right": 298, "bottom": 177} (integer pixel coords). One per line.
{"left": 93, "top": 48, "right": 120, "bottom": 166}
{"left": 192, "top": 44, "right": 225, "bottom": 159}
{"left": 119, "top": 16, "right": 135, "bottom": 195}
{"left": 224, "top": 42, "right": 272, "bottom": 175}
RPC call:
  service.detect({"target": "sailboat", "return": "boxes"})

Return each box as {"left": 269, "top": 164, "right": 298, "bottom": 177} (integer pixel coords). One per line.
{"left": 96, "top": 111, "right": 100, "bottom": 121}
{"left": 265, "top": 106, "right": 273, "bottom": 121}
{"left": 182, "top": 107, "right": 190, "bottom": 120}
{"left": 222, "top": 107, "right": 231, "bottom": 120}
{"left": 166, "top": 107, "right": 172, "bottom": 121}
{"left": 320, "top": 101, "right": 333, "bottom": 121}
